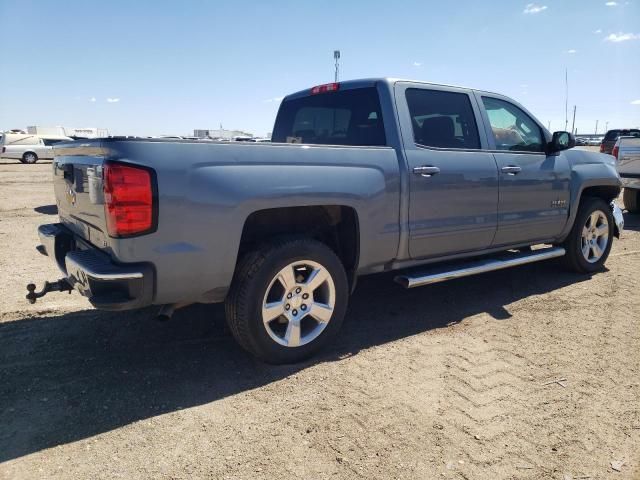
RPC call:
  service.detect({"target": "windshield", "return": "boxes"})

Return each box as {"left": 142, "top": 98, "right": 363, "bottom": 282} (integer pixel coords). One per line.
{"left": 272, "top": 87, "right": 386, "bottom": 146}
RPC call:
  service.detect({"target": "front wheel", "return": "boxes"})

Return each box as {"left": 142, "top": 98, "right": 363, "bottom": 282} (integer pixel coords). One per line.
{"left": 225, "top": 238, "right": 348, "bottom": 364}
{"left": 561, "top": 197, "right": 614, "bottom": 273}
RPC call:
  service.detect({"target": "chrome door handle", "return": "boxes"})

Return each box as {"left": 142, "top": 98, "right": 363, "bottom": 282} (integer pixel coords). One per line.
{"left": 501, "top": 165, "right": 522, "bottom": 175}
{"left": 413, "top": 166, "right": 441, "bottom": 177}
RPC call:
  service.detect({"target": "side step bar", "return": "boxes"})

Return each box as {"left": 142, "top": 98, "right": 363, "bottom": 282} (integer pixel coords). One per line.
{"left": 394, "top": 247, "right": 566, "bottom": 289}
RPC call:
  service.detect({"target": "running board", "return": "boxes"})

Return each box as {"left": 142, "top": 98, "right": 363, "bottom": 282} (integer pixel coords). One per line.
{"left": 394, "top": 247, "right": 566, "bottom": 289}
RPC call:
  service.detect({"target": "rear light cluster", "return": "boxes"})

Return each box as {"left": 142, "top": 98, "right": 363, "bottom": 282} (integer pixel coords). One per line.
{"left": 612, "top": 145, "right": 619, "bottom": 159}
{"left": 103, "top": 162, "right": 157, "bottom": 237}
{"left": 310, "top": 82, "right": 340, "bottom": 95}
{"left": 599, "top": 143, "right": 605, "bottom": 153}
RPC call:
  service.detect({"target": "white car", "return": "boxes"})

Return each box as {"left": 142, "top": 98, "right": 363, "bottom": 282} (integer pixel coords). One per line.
{"left": 0, "top": 133, "right": 72, "bottom": 163}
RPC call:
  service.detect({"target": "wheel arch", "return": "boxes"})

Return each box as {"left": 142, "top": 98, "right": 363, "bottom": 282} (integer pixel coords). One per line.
{"left": 237, "top": 205, "right": 360, "bottom": 291}
{"left": 558, "top": 164, "right": 622, "bottom": 241}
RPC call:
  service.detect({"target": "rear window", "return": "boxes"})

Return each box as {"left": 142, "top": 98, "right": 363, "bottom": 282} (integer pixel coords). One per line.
{"left": 272, "top": 87, "right": 386, "bottom": 146}
{"left": 605, "top": 129, "right": 640, "bottom": 141}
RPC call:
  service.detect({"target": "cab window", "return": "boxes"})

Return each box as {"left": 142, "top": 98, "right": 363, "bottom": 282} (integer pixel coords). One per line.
{"left": 272, "top": 87, "right": 386, "bottom": 146}
{"left": 405, "top": 88, "right": 480, "bottom": 149}
{"left": 482, "top": 97, "right": 544, "bottom": 152}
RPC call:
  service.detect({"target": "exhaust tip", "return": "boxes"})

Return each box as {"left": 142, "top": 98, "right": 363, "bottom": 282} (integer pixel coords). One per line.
{"left": 156, "top": 304, "right": 175, "bottom": 322}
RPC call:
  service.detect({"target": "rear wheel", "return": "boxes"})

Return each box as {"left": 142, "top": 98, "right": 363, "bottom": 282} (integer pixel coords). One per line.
{"left": 623, "top": 188, "right": 640, "bottom": 214}
{"left": 225, "top": 237, "right": 348, "bottom": 364}
{"left": 22, "top": 152, "right": 38, "bottom": 164}
{"left": 561, "top": 197, "right": 614, "bottom": 273}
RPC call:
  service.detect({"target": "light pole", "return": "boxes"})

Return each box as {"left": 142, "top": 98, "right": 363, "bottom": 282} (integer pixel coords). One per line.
{"left": 334, "top": 50, "right": 341, "bottom": 82}
{"left": 594, "top": 120, "right": 599, "bottom": 136}
{"left": 605, "top": 121, "right": 609, "bottom": 132}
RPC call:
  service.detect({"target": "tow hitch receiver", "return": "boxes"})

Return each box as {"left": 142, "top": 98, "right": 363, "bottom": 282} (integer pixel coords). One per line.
{"left": 26, "top": 279, "right": 73, "bottom": 304}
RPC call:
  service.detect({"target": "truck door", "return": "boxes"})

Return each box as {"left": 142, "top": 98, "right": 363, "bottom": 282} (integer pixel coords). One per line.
{"left": 475, "top": 94, "right": 571, "bottom": 246}
{"left": 395, "top": 83, "right": 499, "bottom": 259}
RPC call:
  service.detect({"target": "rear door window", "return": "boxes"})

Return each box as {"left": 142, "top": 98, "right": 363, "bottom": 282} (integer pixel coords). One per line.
{"left": 272, "top": 87, "right": 386, "bottom": 146}
{"left": 405, "top": 88, "right": 480, "bottom": 149}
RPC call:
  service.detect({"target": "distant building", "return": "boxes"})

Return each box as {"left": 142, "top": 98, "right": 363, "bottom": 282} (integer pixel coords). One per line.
{"left": 26, "top": 126, "right": 109, "bottom": 138}
{"left": 194, "top": 128, "right": 253, "bottom": 140}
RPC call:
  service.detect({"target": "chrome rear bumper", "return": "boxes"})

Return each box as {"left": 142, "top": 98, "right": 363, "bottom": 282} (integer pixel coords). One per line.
{"left": 37, "top": 223, "right": 154, "bottom": 310}
{"left": 611, "top": 202, "right": 624, "bottom": 237}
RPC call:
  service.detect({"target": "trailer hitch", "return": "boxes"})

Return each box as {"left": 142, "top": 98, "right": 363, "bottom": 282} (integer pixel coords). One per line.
{"left": 26, "top": 279, "right": 73, "bottom": 304}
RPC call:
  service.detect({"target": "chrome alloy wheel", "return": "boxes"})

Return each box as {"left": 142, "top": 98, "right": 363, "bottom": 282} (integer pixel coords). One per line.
{"left": 581, "top": 210, "right": 609, "bottom": 263}
{"left": 23, "top": 153, "right": 37, "bottom": 163}
{"left": 261, "top": 260, "right": 336, "bottom": 348}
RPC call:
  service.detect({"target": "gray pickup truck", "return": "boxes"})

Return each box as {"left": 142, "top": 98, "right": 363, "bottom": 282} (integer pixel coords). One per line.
{"left": 30, "top": 78, "right": 624, "bottom": 363}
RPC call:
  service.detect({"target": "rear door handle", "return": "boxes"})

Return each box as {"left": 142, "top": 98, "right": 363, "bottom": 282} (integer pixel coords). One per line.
{"left": 501, "top": 165, "right": 522, "bottom": 175}
{"left": 413, "top": 166, "right": 441, "bottom": 177}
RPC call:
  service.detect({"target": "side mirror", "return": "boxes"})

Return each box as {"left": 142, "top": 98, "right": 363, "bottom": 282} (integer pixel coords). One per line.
{"left": 548, "top": 131, "right": 575, "bottom": 153}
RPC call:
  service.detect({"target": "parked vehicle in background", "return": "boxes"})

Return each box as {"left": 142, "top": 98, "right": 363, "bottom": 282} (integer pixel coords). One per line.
{"left": 31, "top": 78, "right": 623, "bottom": 363}
{"left": 601, "top": 129, "right": 640, "bottom": 155}
{"left": 575, "top": 137, "right": 587, "bottom": 146}
{"left": 0, "top": 133, "right": 72, "bottom": 163}
{"left": 588, "top": 137, "right": 603, "bottom": 146}
{"left": 613, "top": 136, "right": 640, "bottom": 213}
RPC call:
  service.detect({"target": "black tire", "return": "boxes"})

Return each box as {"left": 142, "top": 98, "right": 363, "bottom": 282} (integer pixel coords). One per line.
{"left": 225, "top": 237, "right": 349, "bottom": 364}
{"left": 561, "top": 197, "right": 614, "bottom": 273}
{"left": 623, "top": 188, "right": 640, "bottom": 214}
{"left": 22, "top": 152, "right": 38, "bottom": 164}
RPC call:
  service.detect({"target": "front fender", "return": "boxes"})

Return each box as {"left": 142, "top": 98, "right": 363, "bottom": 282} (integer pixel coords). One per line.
{"left": 558, "top": 160, "right": 622, "bottom": 240}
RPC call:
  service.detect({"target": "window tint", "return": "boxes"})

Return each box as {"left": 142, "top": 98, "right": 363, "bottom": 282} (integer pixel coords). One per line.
{"left": 272, "top": 87, "right": 386, "bottom": 146}
{"left": 482, "top": 97, "right": 544, "bottom": 152}
{"left": 405, "top": 88, "right": 480, "bottom": 149}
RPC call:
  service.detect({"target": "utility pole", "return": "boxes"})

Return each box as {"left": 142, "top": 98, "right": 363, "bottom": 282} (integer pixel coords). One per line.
{"left": 564, "top": 68, "right": 569, "bottom": 131}
{"left": 571, "top": 105, "right": 576, "bottom": 134}
{"left": 605, "top": 121, "right": 609, "bottom": 132}
{"left": 334, "top": 50, "right": 341, "bottom": 82}
{"left": 594, "top": 120, "right": 599, "bottom": 136}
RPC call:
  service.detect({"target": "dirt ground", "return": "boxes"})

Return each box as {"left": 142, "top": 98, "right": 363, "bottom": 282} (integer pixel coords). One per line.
{"left": 0, "top": 156, "right": 638, "bottom": 480}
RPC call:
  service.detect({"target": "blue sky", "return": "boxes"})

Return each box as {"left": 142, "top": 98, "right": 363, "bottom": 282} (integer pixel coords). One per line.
{"left": 0, "top": 0, "right": 638, "bottom": 137}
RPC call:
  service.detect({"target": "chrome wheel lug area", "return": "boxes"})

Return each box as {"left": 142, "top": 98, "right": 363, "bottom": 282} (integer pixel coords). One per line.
{"left": 261, "top": 260, "right": 336, "bottom": 348}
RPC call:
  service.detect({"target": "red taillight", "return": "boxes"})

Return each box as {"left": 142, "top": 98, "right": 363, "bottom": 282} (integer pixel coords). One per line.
{"left": 310, "top": 82, "right": 340, "bottom": 95}
{"left": 103, "top": 162, "right": 156, "bottom": 237}
{"left": 599, "top": 143, "right": 605, "bottom": 153}
{"left": 612, "top": 145, "right": 619, "bottom": 159}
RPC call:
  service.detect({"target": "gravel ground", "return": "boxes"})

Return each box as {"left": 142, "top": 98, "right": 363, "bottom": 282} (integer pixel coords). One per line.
{"left": 0, "top": 156, "right": 639, "bottom": 480}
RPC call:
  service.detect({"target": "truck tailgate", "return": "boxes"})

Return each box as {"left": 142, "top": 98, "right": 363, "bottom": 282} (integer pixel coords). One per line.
{"left": 52, "top": 144, "right": 110, "bottom": 249}
{"left": 617, "top": 138, "right": 640, "bottom": 177}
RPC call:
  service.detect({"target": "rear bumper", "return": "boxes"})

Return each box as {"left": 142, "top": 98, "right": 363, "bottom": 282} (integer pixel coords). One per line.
{"left": 38, "top": 223, "right": 154, "bottom": 310}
